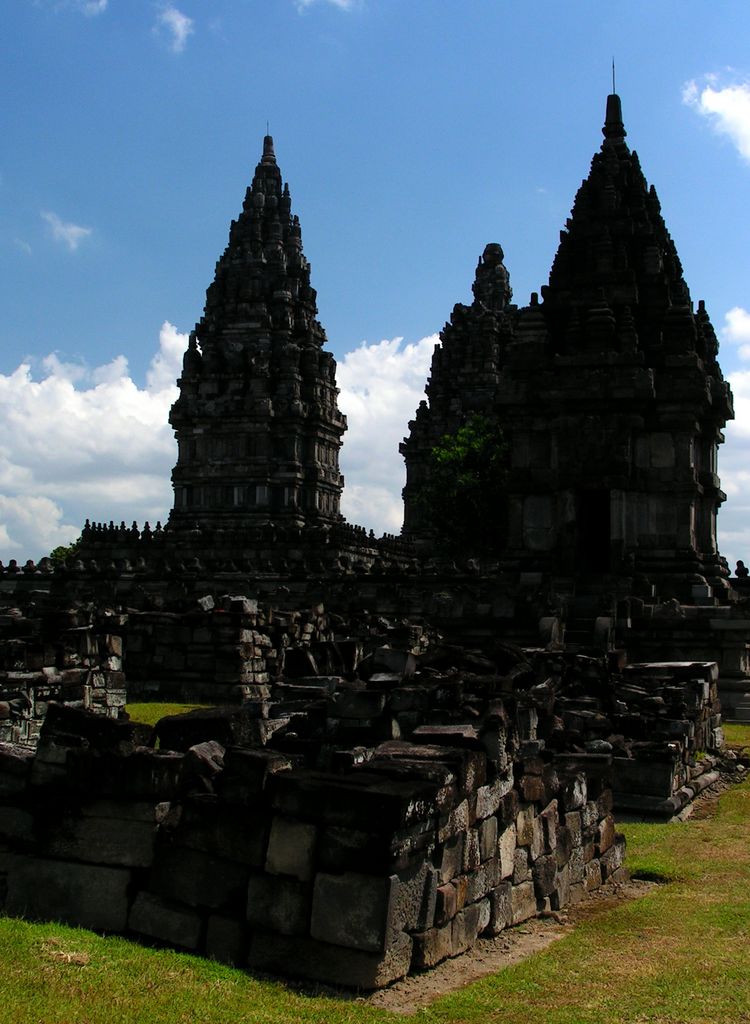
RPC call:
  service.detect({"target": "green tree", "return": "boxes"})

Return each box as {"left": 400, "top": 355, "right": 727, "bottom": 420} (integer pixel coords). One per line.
{"left": 418, "top": 415, "right": 509, "bottom": 555}
{"left": 48, "top": 537, "right": 82, "bottom": 566}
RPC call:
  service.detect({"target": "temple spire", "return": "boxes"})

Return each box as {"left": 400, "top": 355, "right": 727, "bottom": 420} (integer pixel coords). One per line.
{"left": 262, "top": 134, "right": 276, "bottom": 165}
{"left": 602, "top": 92, "right": 626, "bottom": 142}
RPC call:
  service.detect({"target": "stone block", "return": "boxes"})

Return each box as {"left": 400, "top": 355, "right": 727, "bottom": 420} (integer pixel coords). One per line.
{"left": 246, "top": 872, "right": 310, "bottom": 936}
{"left": 555, "top": 824, "right": 573, "bottom": 868}
{"left": 511, "top": 880, "right": 537, "bottom": 924}
{"left": 436, "top": 833, "right": 464, "bottom": 883}
{"left": 476, "top": 895, "right": 491, "bottom": 935}
{"left": 247, "top": 930, "right": 413, "bottom": 990}
{"left": 311, "top": 871, "right": 397, "bottom": 952}
{"left": 487, "top": 881, "right": 512, "bottom": 935}
{"left": 530, "top": 815, "right": 545, "bottom": 861}
{"left": 582, "top": 800, "right": 599, "bottom": 830}
{"left": 6, "top": 856, "right": 130, "bottom": 932}
{"left": 584, "top": 860, "right": 602, "bottom": 892}
{"left": 565, "top": 810, "right": 582, "bottom": 847}
{"left": 512, "top": 846, "right": 530, "bottom": 884}
{"left": 205, "top": 914, "right": 248, "bottom": 965}
{"left": 0, "top": 806, "right": 34, "bottom": 845}
{"left": 516, "top": 805, "right": 535, "bottom": 846}
{"left": 540, "top": 800, "right": 558, "bottom": 853}
{"left": 265, "top": 816, "right": 317, "bottom": 881}
{"left": 551, "top": 862, "right": 571, "bottom": 911}
{"left": 519, "top": 774, "right": 545, "bottom": 802}
{"left": 451, "top": 902, "right": 482, "bottom": 955}
{"left": 393, "top": 861, "right": 437, "bottom": 933}
{"left": 150, "top": 846, "right": 248, "bottom": 910}
{"left": 438, "top": 799, "right": 469, "bottom": 843}
{"left": 479, "top": 815, "right": 498, "bottom": 861}
{"left": 561, "top": 772, "right": 587, "bottom": 811}
{"left": 435, "top": 882, "right": 457, "bottom": 925}
{"left": 601, "top": 836, "right": 626, "bottom": 877}
{"left": 597, "top": 814, "right": 615, "bottom": 856}
{"left": 129, "top": 891, "right": 202, "bottom": 949}
{"left": 498, "top": 822, "right": 517, "bottom": 878}
{"left": 411, "top": 921, "right": 454, "bottom": 969}
{"left": 532, "top": 853, "right": 557, "bottom": 898}
{"left": 171, "top": 803, "right": 268, "bottom": 867}
{"left": 462, "top": 828, "right": 480, "bottom": 872}
{"left": 475, "top": 773, "right": 513, "bottom": 819}
{"left": 46, "top": 814, "right": 156, "bottom": 868}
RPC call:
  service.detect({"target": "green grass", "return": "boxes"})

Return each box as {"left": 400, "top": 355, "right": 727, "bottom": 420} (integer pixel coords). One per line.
{"left": 2, "top": 728, "right": 750, "bottom": 1023}
{"left": 723, "top": 721, "right": 750, "bottom": 749}
{"left": 125, "top": 703, "right": 211, "bottom": 728}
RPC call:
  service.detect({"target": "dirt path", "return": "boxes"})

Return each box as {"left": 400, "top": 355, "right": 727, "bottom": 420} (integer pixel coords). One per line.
{"left": 359, "top": 877, "right": 655, "bottom": 1015}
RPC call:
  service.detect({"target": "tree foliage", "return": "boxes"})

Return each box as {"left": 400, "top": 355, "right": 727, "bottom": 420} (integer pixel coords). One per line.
{"left": 418, "top": 415, "right": 509, "bottom": 555}
{"left": 48, "top": 538, "right": 81, "bottom": 566}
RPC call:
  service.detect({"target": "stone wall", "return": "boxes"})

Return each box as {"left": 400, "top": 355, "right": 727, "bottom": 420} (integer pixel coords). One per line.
{"left": 0, "top": 701, "right": 625, "bottom": 990}
{"left": 0, "top": 602, "right": 125, "bottom": 747}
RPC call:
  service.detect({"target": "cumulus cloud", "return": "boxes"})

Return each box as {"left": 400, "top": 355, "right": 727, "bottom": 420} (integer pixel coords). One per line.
{"left": 0, "top": 322, "right": 184, "bottom": 563}
{"left": 337, "top": 335, "right": 436, "bottom": 534}
{"left": 0, "top": 324, "right": 434, "bottom": 561}
{"left": 155, "top": 3, "right": 194, "bottom": 52}
{"left": 683, "top": 75, "right": 750, "bottom": 163}
{"left": 41, "top": 210, "right": 92, "bottom": 252}
{"left": 721, "top": 306, "right": 750, "bottom": 361}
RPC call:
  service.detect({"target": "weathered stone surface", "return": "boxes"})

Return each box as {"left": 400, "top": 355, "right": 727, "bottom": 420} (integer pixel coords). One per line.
{"left": 246, "top": 873, "right": 310, "bottom": 936}
{"left": 5, "top": 856, "right": 130, "bottom": 932}
{"left": 511, "top": 880, "right": 537, "bottom": 925}
{"left": 247, "top": 930, "right": 413, "bottom": 990}
{"left": 205, "top": 914, "right": 248, "bottom": 965}
{"left": 265, "top": 816, "right": 317, "bottom": 881}
{"left": 150, "top": 846, "right": 248, "bottom": 909}
{"left": 45, "top": 814, "right": 156, "bottom": 868}
{"left": 411, "top": 920, "right": 454, "bottom": 969}
{"left": 129, "top": 891, "right": 202, "bottom": 949}
{"left": 311, "top": 871, "right": 397, "bottom": 952}
{"left": 487, "top": 880, "right": 512, "bottom": 935}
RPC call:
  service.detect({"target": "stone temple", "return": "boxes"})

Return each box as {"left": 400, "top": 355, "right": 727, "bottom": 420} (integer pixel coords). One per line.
{"left": 402, "top": 94, "right": 733, "bottom": 589}
{"left": 0, "top": 91, "right": 748, "bottom": 990}
{"left": 169, "top": 136, "right": 347, "bottom": 533}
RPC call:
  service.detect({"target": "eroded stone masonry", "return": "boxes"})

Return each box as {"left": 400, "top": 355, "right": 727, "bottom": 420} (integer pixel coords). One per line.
{"left": 0, "top": 93, "right": 749, "bottom": 988}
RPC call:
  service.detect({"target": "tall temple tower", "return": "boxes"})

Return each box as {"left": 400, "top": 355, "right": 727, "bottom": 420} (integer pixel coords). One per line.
{"left": 402, "top": 94, "right": 734, "bottom": 589}
{"left": 168, "top": 136, "right": 347, "bottom": 532}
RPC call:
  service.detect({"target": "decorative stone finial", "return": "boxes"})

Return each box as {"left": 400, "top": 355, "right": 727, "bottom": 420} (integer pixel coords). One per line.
{"left": 262, "top": 135, "right": 276, "bottom": 165}
{"left": 602, "top": 93, "right": 626, "bottom": 142}
{"left": 472, "top": 242, "right": 512, "bottom": 311}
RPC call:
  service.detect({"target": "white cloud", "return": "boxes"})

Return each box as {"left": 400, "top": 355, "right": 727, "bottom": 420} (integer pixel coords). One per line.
{"left": 337, "top": 334, "right": 436, "bottom": 534}
{"left": 77, "top": 0, "right": 108, "bottom": 14}
{"left": 0, "top": 322, "right": 184, "bottom": 563}
{"left": 683, "top": 76, "right": 750, "bottom": 163}
{"left": 155, "top": 3, "right": 194, "bottom": 53}
{"left": 41, "top": 210, "right": 92, "bottom": 252}
{"left": 721, "top": 306, "right": 750, "bottom": 361}
{"left": 295, "top": 0, "right": 355, "bottom": 11}
{"left": 718, "top": 366, "right": 750, "bottom": 570}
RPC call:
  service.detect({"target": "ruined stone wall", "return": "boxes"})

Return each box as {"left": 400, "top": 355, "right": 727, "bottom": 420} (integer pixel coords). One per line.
{"left": 0, "top": 604, "right": 125, "bottom": 747}
{"left": 0, "top": 702, "right": 625, "bottom": 990}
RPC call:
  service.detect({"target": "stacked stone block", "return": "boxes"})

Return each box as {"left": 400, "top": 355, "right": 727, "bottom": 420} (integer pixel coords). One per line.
{"left": 0, "top": 687, "right": 625, "bottom": 990}
{"left": 0, "top": 604, "right": 125, "bottom": 746}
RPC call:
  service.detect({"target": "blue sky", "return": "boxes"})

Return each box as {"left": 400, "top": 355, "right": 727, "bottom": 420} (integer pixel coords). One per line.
{"left": 3, "top": 0, "right": 750, "bottom": 566}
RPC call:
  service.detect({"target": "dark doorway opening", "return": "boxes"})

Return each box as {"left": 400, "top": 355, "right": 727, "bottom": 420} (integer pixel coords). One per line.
{"left": 576, "top": 490, "right": 611, "bottom": 572}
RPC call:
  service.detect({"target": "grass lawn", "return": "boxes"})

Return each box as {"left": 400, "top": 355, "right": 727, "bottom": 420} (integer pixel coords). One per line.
{"left": 1, "top": 729, "right": 749, "bottom": 1023}
{"left": 125, "top": 703, "right": 211, "bottom": 728}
